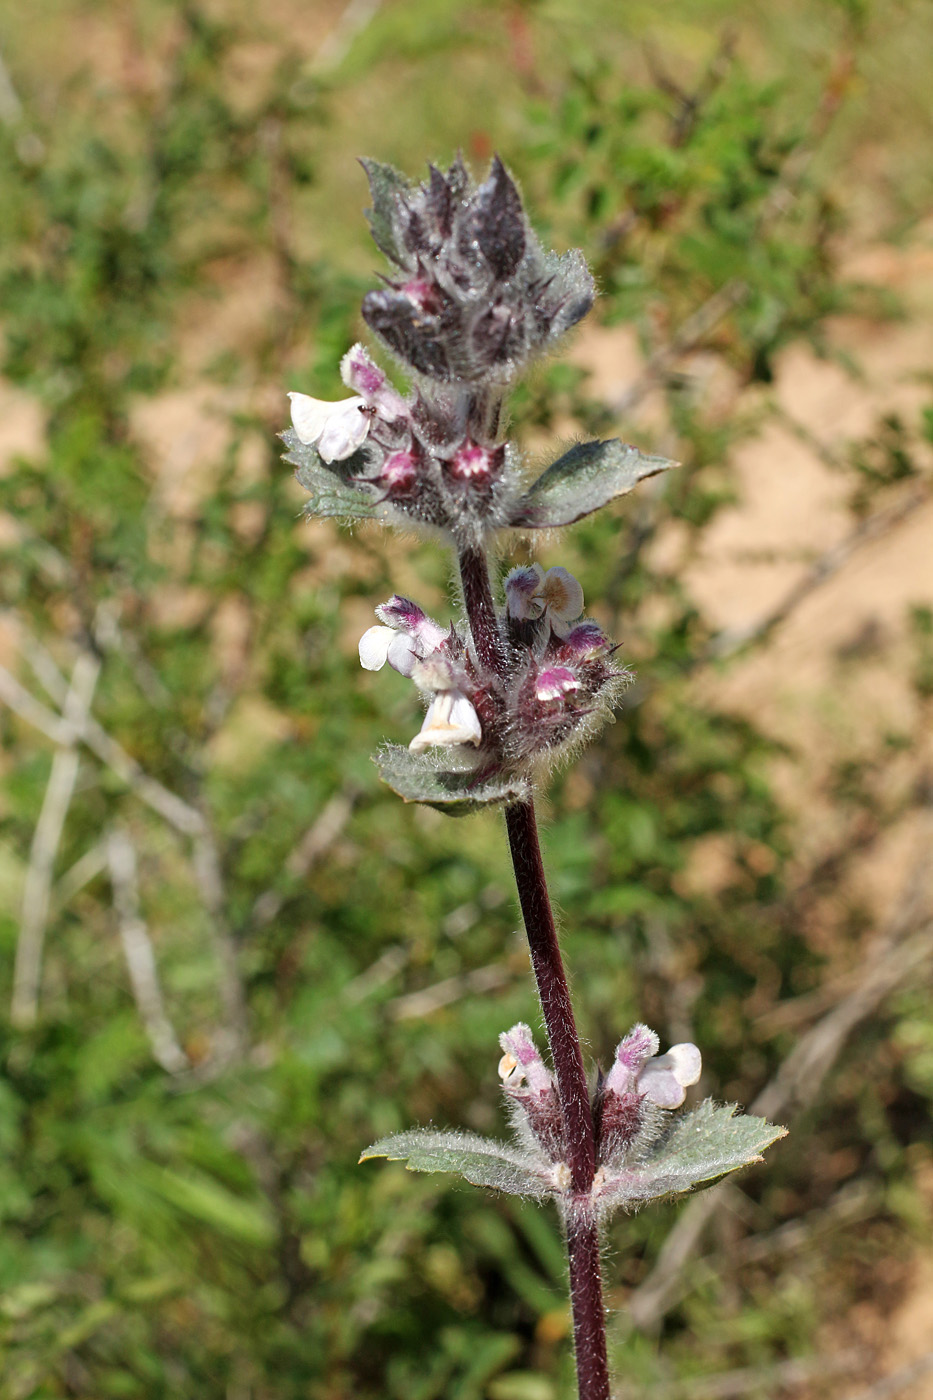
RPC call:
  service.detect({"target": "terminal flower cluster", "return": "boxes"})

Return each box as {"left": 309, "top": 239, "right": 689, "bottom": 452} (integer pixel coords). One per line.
{"left": 283, "top": 157, "right": 669, "bottom": 555}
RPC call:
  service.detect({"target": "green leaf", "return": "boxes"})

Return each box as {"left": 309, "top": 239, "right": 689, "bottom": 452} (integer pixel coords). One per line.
{"left": 135, "top": 1163, "right": 277, "bottom": 1247}
{"left": 360, "top": 158, "right": 412, "bottom": 267}
{"left": 595, "top": 1100, "right": 786, "bottom": 1218}
{"left": 281, "top": 429, "right": 380, "bottom": 521}
{"left": 360, "top": 1129, "right": 554, "bottom": 1199}
{"left": 376, "top": 745, "right": 530, "bottom": 815}
{"left": 510, "top": 439, "right": 674, "bottom": 529}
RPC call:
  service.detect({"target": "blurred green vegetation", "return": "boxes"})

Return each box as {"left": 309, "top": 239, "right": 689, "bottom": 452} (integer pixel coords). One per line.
{"left": 0, "top": 2, "right": 932, "bottom": 1397}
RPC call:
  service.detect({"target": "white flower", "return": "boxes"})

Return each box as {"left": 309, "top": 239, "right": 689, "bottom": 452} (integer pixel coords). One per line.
{"left": 636, "top": 1043, "right": 702, "bottom": 1110}
{"left": 504, "top": 563, "right": 584, "bottom": 637}
{"left": 288, "top": 392, "right": 371, "bottom": 463}
{"left": 409, "top": 689, "right": 482, "bottom": 753}
{"left": 359, "top": 626, "right": 420, "bottom": 677}
{"left": 604, "top": 1023, "right": 702, "bottom": 1110}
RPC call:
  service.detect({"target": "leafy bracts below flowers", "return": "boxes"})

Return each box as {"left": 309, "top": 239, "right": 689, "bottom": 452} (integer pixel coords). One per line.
{"left": 283, "top": 158, "right": 673, "bottom": 550}
{"left": 357, "top": 572, "right": 630, "bottom": 806}
{"left": 362, "top": 1024, "right": 786, "bottom": 1224}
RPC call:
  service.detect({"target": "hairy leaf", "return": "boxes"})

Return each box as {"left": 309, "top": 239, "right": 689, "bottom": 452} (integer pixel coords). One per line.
{"left": 361, "top": 1130, "right": 553, "bottom": 1199}
{"left": 539, "top": 247, "right": 596, "bottom": 340}
{"left": 511, "top": 439, "right": 675, "bottom": 529}
{"left": 376, "top": 745, "right": 530, "bottom": 814}
{"left": 360, "top": 159, "right": 412, "bottom": 268}
{"left": 595, "top": 1100, "right": 786, "bottom": 1217}
{"left": 281, "top": 429, "right": 379, "bottom": 521}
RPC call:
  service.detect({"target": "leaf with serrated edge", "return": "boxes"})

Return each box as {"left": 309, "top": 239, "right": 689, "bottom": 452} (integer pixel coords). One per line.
{"left": 511, "top": 439, "right": 675, "bottom": 529}
{"left": 360, "top": 159, "right": 412, "bottom": 268}
{"left": 361, "top": 1130, "right": 553, "bottom": 1199}
{"left": 376, "top": 744, "right": 529, "bottom": 815}
{"left": 281, "top": 429, "right": 379, "bottom": 521}
{"left": 595, "top": 1101, "right": 786, "bottom": 1216}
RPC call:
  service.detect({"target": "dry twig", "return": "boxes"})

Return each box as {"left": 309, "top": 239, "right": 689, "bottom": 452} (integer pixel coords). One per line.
{"left": 192, "top": 828, "right": 250, "bottom": 1062}
{"left": 248, "top": 785, "right": 359, "bottom": 930}
{"left": 845, "top": 1352, "right": 933, "bottom": 1400}
{"left": 627, "top": 818, "right": 933, "bottom": 1330}
{"left": 620, "top": 1348, "right": 867, "bottom": 1400}
{"left": 11, "top": 653, "right": 100, "bottom": 1028}
{"left": 388, "top": 957, "right": 517, "bottom": 1021}
{"left": 706, "top": 483, "right": 931, "bottom": 663}
{"left": 106, "top": 826, "right": 189, "bottom": 1074}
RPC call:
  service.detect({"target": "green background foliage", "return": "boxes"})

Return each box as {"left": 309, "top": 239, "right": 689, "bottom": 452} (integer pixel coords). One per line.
{"left": 0, "top": 2, "right": 932, "bottom": 1396}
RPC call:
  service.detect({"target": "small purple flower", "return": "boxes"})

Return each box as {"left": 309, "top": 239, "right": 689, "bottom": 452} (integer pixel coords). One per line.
{"left": 504, "top": 564, "right": 584, "bottom": 637}
{"left": 289, "top": 344, "right": 408, "bottom": 465}
{"left": 503, "top": 566, "right": 543, "bottom": 622}
{"left": 535, "top": 666, "right": 581, "bottom": 704}
{"left": 359, "top": 600, "right": 482, "bottom": 753}
{"left": 596, "top": 1024, "right": 702, "bottom": 1163}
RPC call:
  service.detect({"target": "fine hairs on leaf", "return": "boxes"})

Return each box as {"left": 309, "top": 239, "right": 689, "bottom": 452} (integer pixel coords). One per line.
{"left": 288, "top": 153, "right": 785, "bottom": 1400}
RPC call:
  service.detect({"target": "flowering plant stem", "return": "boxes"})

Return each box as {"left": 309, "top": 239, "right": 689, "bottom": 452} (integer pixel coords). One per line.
{"left": 301, "top": 157, "right": 785, "bottom": 1400}
{"left": 457, "top": 547, "right": 610, "bottom": 1400}
{"left": 505, "top": 799, "right": 610, "bottom": 1400}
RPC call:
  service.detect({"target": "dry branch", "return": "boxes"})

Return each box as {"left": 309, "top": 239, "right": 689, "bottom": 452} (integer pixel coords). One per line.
{"left": 627, "top": 819, "right": 933, "bottom": 1331}
{"left": 388, "top": 959, "right": 515, "bottom": 1021}
{"left": 11, "top": 653, "right": 100, "bottom": 1028}
{"left": 106, "top": 826, "right": 189, "bottom": 1074}
{"left": 706, "top": 483, "right": 931, "bottom": 663}
{"left": 192, "top": 828, "right": 250, "bottom": 1062}
{"left": 248, "top": 785, "right": 359, "bottom": 930}
{"left": 620, "top": 1349, "right": 866, "bottom": 1400}
{"left": 844, "top": 1351, "right": 933, "bottom": 1400}
{"left": 4, "top": 646, "right": 205, "bottom": 838}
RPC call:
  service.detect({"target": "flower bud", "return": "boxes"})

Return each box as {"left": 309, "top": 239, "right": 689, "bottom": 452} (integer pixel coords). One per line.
{"left": 535, "top": 666, "right": 581, "bottom": 704}
{"left": 559, "top": 621, "right": 611, "bottom": 659}
{"left": 447, "top": 441, "right": 501, "bottom": 484}
{"left": 597, "top": 1024, "right": 703, "bottom": 1163}
{"left": 497, "top": 1024, "right": 566, "bottom": 1163}
{"left": 340, "top": 343, "right": 408, "bottom": 420}
{"left": 379, "top": 450, "right": 419, "bottom": 494}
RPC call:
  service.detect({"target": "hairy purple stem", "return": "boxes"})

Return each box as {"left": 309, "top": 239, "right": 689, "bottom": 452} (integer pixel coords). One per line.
{"left": 456, "top": 547, "right": 608, "bottom": 1400}
{"left": 458, "top": 545, "right": 503, "bottom": 674}
{"left": 504, "top": 799, "right": 595, "bottom": 1191}
{"left": 566, "top": 1206, "right": 611, "bottom": 1400}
